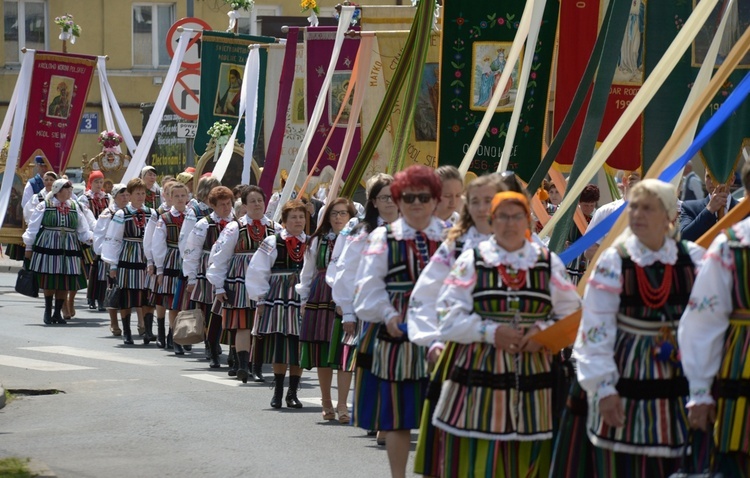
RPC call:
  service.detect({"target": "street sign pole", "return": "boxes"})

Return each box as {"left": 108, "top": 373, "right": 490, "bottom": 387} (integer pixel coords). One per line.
{"left": 186, "top": 138, "right": 195, "bottom": 167}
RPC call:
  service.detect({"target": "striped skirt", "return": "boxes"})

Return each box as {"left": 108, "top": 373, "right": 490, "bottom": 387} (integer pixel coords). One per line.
{"left": 592, "top": 448, "right": 680, "bottom": 477}
{"left": 156, "top": 247, "right": 183, "bottom": 307}
{"left": 5, "top": 243, "right": 25, "bottom": 261}
{"left": 224, "top": 253, "right": 253, "bottom": 310}
{"left": 323, "top": 314, "right": 357, "bottom": 372}
{"left": 549, "top": 379, "right": 596, "bottom": 478}
{"left": 81, "top": 243, "right": 95, "bottom": 267}
{"left": 352, "top": 323, "right": 427, "bottom": 431}
{"left": 37, "top": 272, "right": 86, "bottom": 291}
{"left": 299, "top": 271, "right": 337, "bottom": 369}
{"left": 189, "top": 250, "right": 214, "bottom": 305}
{"left": 223, "top": 307, "right": 255, "bottom": 331}
{"left": 254, "top": 272, "right": 301, "bottom": 336}
{"left": 31, "top": 229, "right": 87, "bottom": 291}
{"left": 118, "top": 288, "right": 146, "bottom": 310}
{"left": 261, "top": 332, "right": 300, "bottom": 366}
{"left": 87, "top": 257, "right": 108, "bottom": 302}
{"left": 117, "top": 240, "right": 147, "bottom": 291}
{"left": 715, "top": 319, "right": 750, "bottom": 455}
{"left": 439, "top": 434, "right": 552, "bottom": 478}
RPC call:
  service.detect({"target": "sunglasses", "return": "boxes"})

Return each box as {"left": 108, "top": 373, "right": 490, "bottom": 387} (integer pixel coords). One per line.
{"left": 401, "top": 193, "right": 433, "bottom": 204}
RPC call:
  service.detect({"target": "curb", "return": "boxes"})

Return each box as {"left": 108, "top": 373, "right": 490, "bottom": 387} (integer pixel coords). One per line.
{"left": 0, "top": 266, "right": 22, "bottom": 275}
{"left": 0, "top": 385, "right": 5, "bottom": 410}
{"left": 27, "top": 458, "right": 57, "bottom": 477}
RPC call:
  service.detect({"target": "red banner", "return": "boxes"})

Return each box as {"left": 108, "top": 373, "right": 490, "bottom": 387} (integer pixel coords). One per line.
{"left": 554, "top": 0, "right": 642, "bottom": 171}
{"left": 305, "top": 27, "right": 361, "bottom": 177}
{"left": 20, "top": 51, "right": 97, "bottom": 173}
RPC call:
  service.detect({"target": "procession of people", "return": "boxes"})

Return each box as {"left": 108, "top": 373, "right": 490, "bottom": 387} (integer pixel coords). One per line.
{"left": 12, "top": 159, "right": 750, "bottom": 477}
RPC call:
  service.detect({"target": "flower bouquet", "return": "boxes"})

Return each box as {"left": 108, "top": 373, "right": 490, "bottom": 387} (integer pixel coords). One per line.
{"left": 97, "top": 130, "right": 123, "bottom": 150}
{"left": 55, "top": 14, "right": 81, "bottom": 44}
{"left": 224, "top": 0, "right": 254, "bottom": 30}
{"left": 207, "top": 120, "right": 233, "bottom": 139}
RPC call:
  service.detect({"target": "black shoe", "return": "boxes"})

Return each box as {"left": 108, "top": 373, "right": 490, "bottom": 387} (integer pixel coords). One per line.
{"left": 286, "top": 375, "right": 303, "bottom": 409}
{"left": 270, "top": 374, "right": 284, "bottom": 409}
{"left": 252, "top": 362, "right": 265, "bottom": 383}
{"left": 143, "top": 314, "right": 154, "bottom": 345}
{"left": 156, "top": 318, "right": 166, "bottom": 348}
{"left": 173, "top": 343, "right": 185, "bottom": 355}
{"left": 236, "top": 351, "right": 250, "bottom": 383}
{"left": 209, "top": 354, "right": 221, "bottom": 369}
{"left": 227, "top": 348, "right": 238, "bottom": 377}
{"left": 166, "top": 328, "right": 173, "bottom": 349}
{"left": 43, "top": 296, "right": 53, "bottom": 325}
{"left": 88, "top": 303, "right": 97, "bottom": 310}
{"left": 184, "top": 344, "right": 192, "bottom": 352}
{"left": 97, "top": 300, "right": 106, "bottom": 312}
{"left": 52, "top": 298, "right": 66, "bottom": 324}
{"left": 208, "top": 337, "right": 221, "bottom": 369}
{"left": 122, "top": 315, "right": 134, "bottom": 345}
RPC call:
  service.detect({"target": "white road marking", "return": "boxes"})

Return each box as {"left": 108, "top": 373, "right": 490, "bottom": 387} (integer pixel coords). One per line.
{"left": 0, "top": 354, "right": 93, "bottom": 371}
{"left": 182, "top": 373, "right": 244, "bottom": 387}
{"left": 21, "top": 346, "right": 159, "bottom": 366}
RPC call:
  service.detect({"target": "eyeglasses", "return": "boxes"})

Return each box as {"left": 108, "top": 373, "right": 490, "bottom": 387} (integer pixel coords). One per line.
{"left": 375, "top": 195, "right": 392, "bottom": 203}
{"left": 494, "top": 213, "right": 526, "bottom": 223}
{"left": 330, "top": 211, "right": 351, "bottom": 218}
{"left": 401, "top": 193, "right": 434, "bottom": 204}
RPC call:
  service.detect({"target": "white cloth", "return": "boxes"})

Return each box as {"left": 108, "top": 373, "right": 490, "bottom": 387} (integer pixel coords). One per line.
{"left": 179, "top": 201, "right": 211, "bottom": 257}
{"left": 353, "top": 217, "right": 445, "bottom": 325}
{"left": 296, "top": 235, "right": 336, "bottom": 304}
{"left": 206, "top": 215, "right": 274, "bottom": 295}
{"left": 586, "top": 199, "right": 625, "bottom": 245}
{"left": 245, "top": 229, "right": 307, "bottom": 301}
{"left": 182, "top": 211, "right": 233, "bottom": 284}
{"left": 435, "top": 238, "right": 581, "bottom": 345}
{"left": 23, "top": 191, "right": 45, "bottom": 223}
{"left": 152, "top": 207, "right": 183, "bottom": 274}
{"left": 101, "top": 205, "right": 157, "bottom": 267}
{"left": 325, "top": 217, "right": 359, "bottom": 289}
{"left": 23, "top": 197, "right": 93, "bottom": 248}
{"left": 143, "top": 207, "right": 159, "bottom": 266}
{"left": 408, "top": 226, "right": 490, "bottom": 347}
{"left": 574, "top": 236, "right": 705, "bottom": 400}
{"left": 22, "top": 178, "right": 39, "bottom": 208}
{"left": 678, "top": 217, "right": 750, "bottom": 406}
{"left": 93, "top": 205, "right": 119, "bottom": 255}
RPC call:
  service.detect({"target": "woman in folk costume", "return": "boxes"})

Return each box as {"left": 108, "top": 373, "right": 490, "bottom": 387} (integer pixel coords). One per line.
{"left": 326, "top": 173, "right": 398, "bottom": 431}
{"left": 574, "top": 179, "right": 705, "bottom": 476}
{"left": 435, "top": 165, "right": 464, "bottom": 228}
{"left": 183, "top": 186, "right": 235, "bottom": 368}
{"left": 352, "top": 165, "right": 445, "bottom": 478}
{"left": 208, "top": 186, "right": 276, "bottom": 383}
{"left": 93, "top": 184, "right": 128, "bottom": 336}
{"left": 678, "top": 162, "right": 750, "bottom": 477}
{"left": 297, "top": 198, "right": 356, "bottom": 422}
{"left": 141, "top": 165, "right": 161, "bottom": 210}
{"left": 102, "top": 178, "right": 158, "bottom": 345}
{"left": 408, "top": 173, "right": 506, "bottom": 477}
{"left": 429, "top": 191, "right": 580, "bottom": 477}
{"left": 23, "top": 171, "right": 58, "bottom": 223}
{"left": 80, "top": 170, "right": 111, "bottom": 311}
{"left": 245, "top": 199, "right": 308, "bottom": 406}
{"left": 151, "top": 182, "right": 190, "bottom": 355}
{"left": 23, "top": 179, "right": 93, "bottom": 325}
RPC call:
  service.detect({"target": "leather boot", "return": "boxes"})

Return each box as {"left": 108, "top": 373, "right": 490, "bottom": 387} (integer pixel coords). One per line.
{"left": 252, "top": 362, "right": 265, "bottom": 383}
{"left": 166, "top": 328, "right": 173, "bottom": 349}
{"left": 156, "top": 318, "right": 166, "bottom": 348}
{"left": 227, "top": 348, "right": 238, "bottom": 377}
{"left": 173, "top": 341, "right": 185, "bottom": 355}
{"left": 286, "top": 375, "right": 303, "bottom": 409}
{"left": 208, "top": 336, "right": 221, "bottom": 369}
{"left": 236, "top": 351, "right": 250, "bottom": 383}
{"left": 270, "top": 373, "right": 285, "bottom": 409}
{"left": 52, "top": 299, "right": 66, "bottom": 325}
{"left": 143, "top": 313, "right": 156, "bottom": 344}
{"left": 122, "top": 315, "right": 133, "bottom": 345}
{"left": 43, "top": 295, "right": 53, "bottom": 325}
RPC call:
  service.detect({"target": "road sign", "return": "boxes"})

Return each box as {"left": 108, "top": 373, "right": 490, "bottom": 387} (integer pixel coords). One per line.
{"left": 177, "top": 123, "right": 198, "bottom": 138}
{"left": 169, "top": 68, "right": 201, "bottom": 121}
{"left": 79, "top": 113, "right": 98, "bottom": 133}
{"left": 166, "top": 17, "right": 212, "bottom": 69}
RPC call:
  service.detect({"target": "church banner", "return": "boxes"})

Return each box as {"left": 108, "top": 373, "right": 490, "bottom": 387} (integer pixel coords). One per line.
{"left": 438, "top": 0, "right": 560, "bottom": 181}
{"left": 195, "top": 31, "right": 274, "bottom": 157}
{"left": 305, "top": 27, "right": 361, "bottom": 177}
{"left": 20, "top": 51, "right": 96, "bottom": 173}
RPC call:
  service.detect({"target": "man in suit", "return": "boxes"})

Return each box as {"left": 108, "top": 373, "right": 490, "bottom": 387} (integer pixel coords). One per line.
{"left": 679, "top": 170, "right": 739, "bottom": 241}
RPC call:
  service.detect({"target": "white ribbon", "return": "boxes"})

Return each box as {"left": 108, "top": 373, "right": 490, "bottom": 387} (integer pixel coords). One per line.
{"left": 308, "top": 11, "right": 319, "bottom": 28}
{"left": 122, "top": 32, "right": 189, "bottom": 181}
{"left": 273, "top": 6, "right": 355, "bottom": 222}
{"left": 228, "top": 10, "right": 241, "bottom": 31}
{"left": 100, "top": 67, "right": 137, "bottom": 155}
{"left": 497, "top": 0, "right": 547, "bottom": 173}
{"left": 0, "top": 50, "right": 35, "bottom": 231}
{"left": 96, "top": 56, "right": 121, "bottom": 154}
{"left": 59, "top": 31, "right": 75, "bottom": 44}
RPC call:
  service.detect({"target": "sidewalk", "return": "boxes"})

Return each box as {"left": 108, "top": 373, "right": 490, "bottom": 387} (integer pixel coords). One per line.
{"left": 0, "top": 254, "right": 23, "bottom": 274}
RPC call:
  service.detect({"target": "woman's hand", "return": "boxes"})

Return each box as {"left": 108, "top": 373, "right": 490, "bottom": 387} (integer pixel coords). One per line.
{"left": 147, "top": 265, "right": 155, "bottom": 276}
{"left": 385, "top": 315, "right": 404, "bottom": 338}
{"left": 336, "top": 306, "right": 343, "bottom": 316}
{"left": 24, "top": 250, "right": 32, "bottom": 260}
{"left": 599, "top": 394, "right": 625, "bottom": 428}
{"left": 156, "top": 274, "right": 163, "bottom": 287}
{"left": 493, "top": 326, "right": 523, "bottom": 353}
{"left": 342, "top": 321, "right": 356, "bottom": 335}
{"left": 109, "top": 270, "right": 117, "bottom": 279}
{"left": 186, "top": 283, "right": 195, "bottom": 294}
{"left": 520, "top": 326, "right": 543, "bottom": 353}
{"left": 688, "top": 404, "right": 716, "bottom": 432}
{"left": 427, "top": 344, "right": 444, "bottom": 364}
{"left": 215, "top": 292, "right": 227, "bottom": 304}
{"left": 256, "top": 304, "right": 266, "bottom": 317}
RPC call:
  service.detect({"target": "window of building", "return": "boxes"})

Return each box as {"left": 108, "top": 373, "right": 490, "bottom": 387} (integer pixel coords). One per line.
{"left": 132, "top": 3, "right": 174, "bottom": 68}
{"left": 4, "top": 0, "right": 46, "bottom": 64}
{"left": 236, "top": 5, "right": 281, "bottom": 36}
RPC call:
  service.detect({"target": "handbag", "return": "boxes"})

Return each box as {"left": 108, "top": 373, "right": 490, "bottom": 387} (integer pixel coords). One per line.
{"left": 15, "top": 268, "right": 39, "bottom": 298}
{"left": 173, "top": 308, "right": 205, "bottom": 345}
{"left": 103, "top": 284, "right": 121, "bottom": 309}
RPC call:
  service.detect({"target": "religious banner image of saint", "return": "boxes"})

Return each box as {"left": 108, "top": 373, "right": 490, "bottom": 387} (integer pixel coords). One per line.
{"left": 414, "top": 63, "right": 439, "bottom": 142}
{"left": 329, "top": 72, "right": 357, "bottom": 126}
{"left": 693, "top": 0, "right": 749, "bottom": 67}
{"left": 613, "top": 0, "right": 645, "bottom": 85}
{"left": 214, "top": 64, "right": 245, "bottom": 117}
{"left": 0, "top": 172, "right": 25, "bottom": 228}
{"left": 470, "top": 42, "right": 522, "bottom": 112}
{"left": 46, "top": 76, "right": 74, "bottom": 119}
{"left": 292, "top": 78, "right": 306, "bottom": 125}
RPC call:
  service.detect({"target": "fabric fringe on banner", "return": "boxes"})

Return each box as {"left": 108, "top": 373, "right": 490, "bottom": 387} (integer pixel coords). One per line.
{"left": 122, "top": 32, "right": 189, "bottom": 181}
{"left": 0, "top": 51, "right": 35, "bottom": 231}
{"left": 273, "top": 6, "right": 355, "bottom": 222}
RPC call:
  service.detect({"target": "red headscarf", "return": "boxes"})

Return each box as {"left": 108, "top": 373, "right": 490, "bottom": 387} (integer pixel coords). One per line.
{"left": 87, "top": 170, "right": 104, "bottom": 191}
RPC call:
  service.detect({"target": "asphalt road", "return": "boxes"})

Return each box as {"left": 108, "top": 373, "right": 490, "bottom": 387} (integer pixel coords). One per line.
{"left": 0, "top": 272, "right": 415, "bottom": 477}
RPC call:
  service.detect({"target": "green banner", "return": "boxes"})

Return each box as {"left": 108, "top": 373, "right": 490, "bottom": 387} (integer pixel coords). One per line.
{"left": 195, "top": 31, "right": 274, "bottom": 157}
{"left": 438, "top": 0, "right": 560, "bottom": 181}
{"left": 644, "top": 1, "right": 750, "bottom": 183}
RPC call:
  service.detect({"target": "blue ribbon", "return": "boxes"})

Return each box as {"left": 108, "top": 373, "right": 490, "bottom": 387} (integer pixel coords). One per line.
{"left": 558, "top": 70, "right": 750, "bottom": 265}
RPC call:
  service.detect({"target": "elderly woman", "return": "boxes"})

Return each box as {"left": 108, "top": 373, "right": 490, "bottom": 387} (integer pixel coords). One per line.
{"left": 182, "top": 186, "right": 235, "bottom": 366}
{"left": 80, "top": 170, "right": 111, "bottom": 311}
{"left": 678, "top": 162, "right": 750, "bottom": 476}
{"left": 297, "top": 198, "right": 356, "bottom": 421}
{"left": 352, "top": 165, "right": 445, "bottom": 478}
{"left": 408, "top": 173, "right": 506, "bottom": 476}
{"left": 23, "top": 179, "right": 93, "bottom": 325}
{"left": 23, "top": 171, "right": 59, "bottom": 223}
{"left": 246, "top": 199, "right": 308, "bottom": 407}
{"left": 574, "top": 179, "right": 704, "bottom": 476}
{"left": 430, "top": 191, "right": 580, "bottom": 477}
